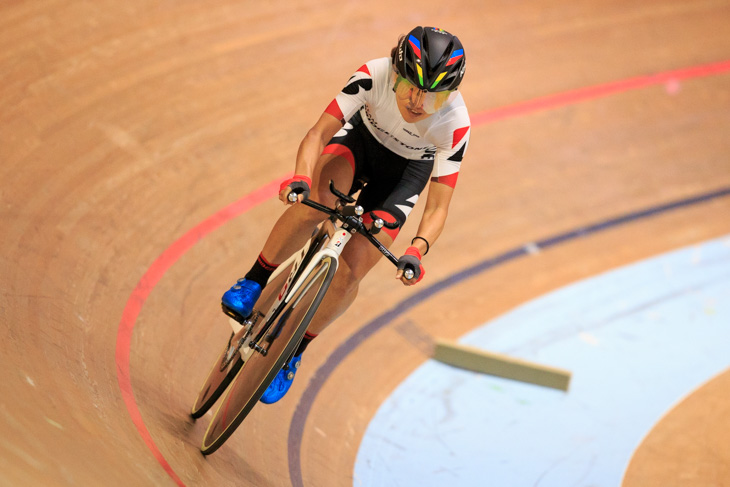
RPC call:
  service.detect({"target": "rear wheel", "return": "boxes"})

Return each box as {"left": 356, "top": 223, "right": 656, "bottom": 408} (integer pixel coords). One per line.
{"left": 200, "top": 255, "right": 337, "bottom": 455}
{"left": 190, "top": 330, "right": 246, "bottom": 419}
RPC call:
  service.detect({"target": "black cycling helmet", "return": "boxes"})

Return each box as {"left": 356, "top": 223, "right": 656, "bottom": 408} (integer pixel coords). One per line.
{"left": 393, "top": 26, "right": 466, "bottom": 92}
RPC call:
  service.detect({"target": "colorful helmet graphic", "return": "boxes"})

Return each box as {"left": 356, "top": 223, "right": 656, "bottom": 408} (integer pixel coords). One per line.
{"left": 393, "top": 26, "right": 466, "bottom": 92}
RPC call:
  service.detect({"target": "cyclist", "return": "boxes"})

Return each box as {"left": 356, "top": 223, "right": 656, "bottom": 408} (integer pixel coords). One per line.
{"left": 222, "top": 26, "right": 470, "bottom": 404}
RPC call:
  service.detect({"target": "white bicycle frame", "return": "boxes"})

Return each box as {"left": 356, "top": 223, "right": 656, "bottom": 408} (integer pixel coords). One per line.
{"left": 229, "top": 219, "right": 348, "bottom": 334}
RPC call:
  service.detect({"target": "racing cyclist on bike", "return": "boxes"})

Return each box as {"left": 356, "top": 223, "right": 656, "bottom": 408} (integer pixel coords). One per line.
{"left": 221, "top": 26, "right": 470, "bottom": 404}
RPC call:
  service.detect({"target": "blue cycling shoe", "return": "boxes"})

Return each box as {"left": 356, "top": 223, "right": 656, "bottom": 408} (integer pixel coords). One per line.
{"left": 260, "top": 353, "right": 302, "bottom": 404}
{"left": 221, "top": 278, "right": 262, "bottom": 322}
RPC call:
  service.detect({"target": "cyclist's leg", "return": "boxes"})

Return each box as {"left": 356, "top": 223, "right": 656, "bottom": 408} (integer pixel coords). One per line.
{"left": 257, "top": 144, "right": 430, "bottom": 403}
{"left": 303, "top": 155, "right": 433, "bottom": 335}
{"left": 221, "top": 121, "right": 365, "bottom": 321}
{"left": 259, "top": 115, "right": 375, "bottom": 265}
{"left": 221, "top": 153, "right": 353, "bottom": 320}
{"left": 259, "top": 152, "right": 354, "bottom": 264}
{"left": 243, "top": 114, "right": 374, "bottom": 270}
{"left": 256, "top": 231, "right": 391, "bottom": 405}
{"left": 303, "top": 231, "right": 394, "bottom": 335}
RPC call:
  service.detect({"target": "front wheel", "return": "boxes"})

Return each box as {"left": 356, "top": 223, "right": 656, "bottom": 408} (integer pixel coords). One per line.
{"left": 190, "top": 262, "right": 294, "bottom": 419}
{"left": 200, "top": 255, "right": 337, "bottom": 455}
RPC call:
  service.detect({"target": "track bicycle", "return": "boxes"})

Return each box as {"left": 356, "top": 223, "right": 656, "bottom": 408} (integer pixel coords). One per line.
{"left": 191, "top": 181, "right": 414, "bottom": 455}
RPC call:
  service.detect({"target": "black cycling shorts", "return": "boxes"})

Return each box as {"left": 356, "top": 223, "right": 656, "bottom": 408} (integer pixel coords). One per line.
{"left": 321, "top": 111, "right": 433, "bottom": 239}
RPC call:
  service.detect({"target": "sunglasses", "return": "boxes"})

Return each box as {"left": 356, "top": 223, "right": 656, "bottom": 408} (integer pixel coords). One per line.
{"left": 392, "top": 73, "right": 457, "bottom": 114}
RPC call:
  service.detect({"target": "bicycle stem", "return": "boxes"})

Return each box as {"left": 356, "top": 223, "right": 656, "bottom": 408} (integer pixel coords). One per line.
{"left": 300, "top": 198, "right": 401, "bottom": 268}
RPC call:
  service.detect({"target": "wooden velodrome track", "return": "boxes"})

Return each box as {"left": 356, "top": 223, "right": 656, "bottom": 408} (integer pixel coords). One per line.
{"left": 2, "top": 0, "right": 729, "bottom": 485}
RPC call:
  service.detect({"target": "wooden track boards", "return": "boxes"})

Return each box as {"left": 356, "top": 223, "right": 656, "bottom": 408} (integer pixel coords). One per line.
{"left": 2, "top": 0, "right": 729, "bottom": 485}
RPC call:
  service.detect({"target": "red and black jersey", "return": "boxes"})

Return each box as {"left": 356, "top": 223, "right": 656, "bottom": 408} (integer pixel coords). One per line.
{"left": 324, "top": 57, "right": 471, "bottom": 189}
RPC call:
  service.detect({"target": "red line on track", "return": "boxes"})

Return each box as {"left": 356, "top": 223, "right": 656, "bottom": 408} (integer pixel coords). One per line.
{"left": 472, "top": 59, "right": 730, "bottom": 125}
{"left": 115, "top": 177, "right": 287, "bottom": 486}
{"left": 115, "top": 59, "right": 730, "bottom": 486}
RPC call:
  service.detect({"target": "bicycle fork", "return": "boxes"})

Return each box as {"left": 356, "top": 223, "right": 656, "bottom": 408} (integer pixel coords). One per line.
{"left": 248, "top": 221, "right": 351, "bottom": 357}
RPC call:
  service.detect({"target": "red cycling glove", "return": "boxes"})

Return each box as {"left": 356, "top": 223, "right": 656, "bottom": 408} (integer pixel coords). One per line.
{"left": 397, "top": 246, "right": 425, "bottom": 284}
{"left": 280, "top": 175, "right": 312, "bottom": 201}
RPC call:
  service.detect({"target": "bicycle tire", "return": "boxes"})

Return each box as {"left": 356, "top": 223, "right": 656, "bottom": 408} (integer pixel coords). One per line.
{"left": 190, "top": 263, "right": 294, "bottom": 419}
{"left": 200, "top": 254, "right": 337, "bottom": 454}
{"left": 190, "top": 335, "right": 245, "bottom": 419}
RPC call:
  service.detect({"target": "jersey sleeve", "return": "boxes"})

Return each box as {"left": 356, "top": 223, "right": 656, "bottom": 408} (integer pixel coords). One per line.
{"left": 324, "top": 63, "right": 376, "bottom": 124}
{"left": 430, "top": 120, "right": 470, "bottom": 188}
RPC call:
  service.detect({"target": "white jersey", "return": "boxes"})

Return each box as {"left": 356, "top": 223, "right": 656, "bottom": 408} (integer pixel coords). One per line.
{"left": 324, "top": 57, "right": 470, "bottom": 188}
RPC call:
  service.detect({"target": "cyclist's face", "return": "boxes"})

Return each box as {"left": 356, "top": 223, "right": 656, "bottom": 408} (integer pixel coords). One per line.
{"left": 393, "top": 74, "right": 456, "bottom": 123}
{"left": 395, "top": 85, "right": 429, "bottom": 122}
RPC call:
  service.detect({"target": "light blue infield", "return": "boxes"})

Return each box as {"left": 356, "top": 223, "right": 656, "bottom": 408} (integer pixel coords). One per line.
{"left": 354, "top": 234, "right": 730, "bottom": 487}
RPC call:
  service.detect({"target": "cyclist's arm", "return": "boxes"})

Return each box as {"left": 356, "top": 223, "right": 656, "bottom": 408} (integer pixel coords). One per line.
{"left": 411, "top": 114, "right": 468, "bottom": 250}
{"left": 412, "top": 180, "right": 454, "bottom": 254}
{"left": 294, "top": 113, "right": 343, "bottom": 179}
{"left": 286, "top": 60, "right": 379, "bottom": 194}
{"left": 395, "top": 180, "right": 453, "bottom": 284}
{"left": 281, "top": 112, "right": 342, "bottom": 203}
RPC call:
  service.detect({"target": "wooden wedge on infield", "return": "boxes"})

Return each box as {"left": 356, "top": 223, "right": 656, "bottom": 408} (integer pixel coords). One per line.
{"left": 432, "top": 339, "right": 572, "bottom": 391}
